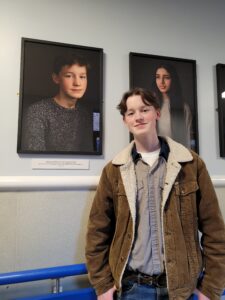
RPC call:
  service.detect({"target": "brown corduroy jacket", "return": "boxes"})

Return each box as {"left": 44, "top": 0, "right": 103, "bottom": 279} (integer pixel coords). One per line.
{"left": 85, "top": 137, "right": 225, "bottom": 300}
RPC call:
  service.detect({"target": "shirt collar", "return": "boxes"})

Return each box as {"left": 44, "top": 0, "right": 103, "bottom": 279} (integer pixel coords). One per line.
{"left": 131, "top": 137, "right": 170, "bottom": 163}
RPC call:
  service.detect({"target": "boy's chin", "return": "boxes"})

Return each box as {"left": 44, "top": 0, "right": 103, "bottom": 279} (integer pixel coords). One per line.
{"left": 69, "top": 93, "right": 85, "bottom": 100}
{"left": 132, "top": 131, "right": 148, "bottom": 139}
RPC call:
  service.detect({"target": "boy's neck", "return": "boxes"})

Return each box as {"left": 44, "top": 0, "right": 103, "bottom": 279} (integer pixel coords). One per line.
{"left": 54, "top": 96, "right": 78, "bottom": 109}
{"left": 134, "top": 134, "right": 160, "bottom": 153}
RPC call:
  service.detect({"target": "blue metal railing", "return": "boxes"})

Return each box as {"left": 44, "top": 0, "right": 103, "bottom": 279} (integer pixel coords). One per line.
{"left": 0, "top": 263, "right": 96, "bottom": 300}
{"left": 0, "top": 263, "right": 87, "bottom": 285}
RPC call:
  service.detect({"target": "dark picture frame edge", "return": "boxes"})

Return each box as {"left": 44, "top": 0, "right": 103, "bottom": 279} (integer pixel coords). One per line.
{"left": 216, "top": 63, "right": 225, "bottom": 157}
{"left": 129, "top": 52, "right": 199, "bottom": 153}
{"left": 17, "top": 37, "right": 104, "bottom": 155}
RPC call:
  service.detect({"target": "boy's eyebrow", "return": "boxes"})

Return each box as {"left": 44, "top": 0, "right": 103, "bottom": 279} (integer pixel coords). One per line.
{"left": 126, "top": 104, "right": 150, "bottom": 111}
{"left": 64, "top": 71, "right": 87, "bottom": 74}
{"left": 139, "top": 104, "right": 151, "bottom": 108}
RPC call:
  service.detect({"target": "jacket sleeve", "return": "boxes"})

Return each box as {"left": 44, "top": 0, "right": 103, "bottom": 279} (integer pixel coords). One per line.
{"left": 85, "top": 164, "right": 116, "bottom": 296}
{"left": 196, "top": 155, "right": 225, "bottom": 299}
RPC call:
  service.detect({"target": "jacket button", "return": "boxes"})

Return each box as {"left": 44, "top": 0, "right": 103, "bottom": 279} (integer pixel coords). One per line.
{"left": 127, "top": 234, "right": 131, "bottom": 239}
{"left": 121, "top": 257, "right": 125, "bottom": 262}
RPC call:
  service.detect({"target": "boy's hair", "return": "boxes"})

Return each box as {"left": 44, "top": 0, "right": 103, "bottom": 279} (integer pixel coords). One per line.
{"left": 117, "top": 87, "right": 160, "bottom": 116}
{"left": 53, "top": 54, "right": 90, "bottom": 74}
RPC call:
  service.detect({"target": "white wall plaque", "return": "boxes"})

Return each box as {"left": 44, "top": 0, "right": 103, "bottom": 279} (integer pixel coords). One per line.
{"left": 31, "top": 159, "right": 90, "bottom": 170}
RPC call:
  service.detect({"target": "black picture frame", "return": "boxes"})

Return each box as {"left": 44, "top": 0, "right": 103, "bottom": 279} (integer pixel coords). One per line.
{"left": 216, "top": 64, "right": 225, "bottom": 157}
{"left": 17, "top": 37, "right": 103, "bottom": 155}
{"left": 129, "top": 52, "right": 199, "bottom": 153}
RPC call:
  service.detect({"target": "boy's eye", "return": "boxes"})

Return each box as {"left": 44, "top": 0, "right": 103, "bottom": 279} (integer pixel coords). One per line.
{"left": 126, "top": 111, "right": 134, "bottom": 116}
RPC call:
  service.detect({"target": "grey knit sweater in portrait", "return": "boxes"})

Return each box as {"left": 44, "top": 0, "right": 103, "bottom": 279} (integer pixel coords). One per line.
{"left": 21, "top": 98, "right": 94, "bottom": 153}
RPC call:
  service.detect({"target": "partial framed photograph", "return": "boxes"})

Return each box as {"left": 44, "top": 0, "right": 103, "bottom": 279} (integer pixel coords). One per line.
{"left": 216, "top": 64, "right": 225, "bottom": 157}
{"left": 130, "top": 52, "right": 199, "bottom": 153}
{"left": 17, "top": 37, "right": 103, "bottom": 155}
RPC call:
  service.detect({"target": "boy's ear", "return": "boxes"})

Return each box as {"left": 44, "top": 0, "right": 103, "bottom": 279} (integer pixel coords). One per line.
{"left": 156, "top": 109, "right": 161, "bottom": 120}
{"left": 52, "top": 73, "right": 59, "bottom": 84}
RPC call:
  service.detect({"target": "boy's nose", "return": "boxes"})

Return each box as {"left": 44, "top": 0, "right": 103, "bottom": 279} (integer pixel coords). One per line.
{"left": 73, "top": 78, "right": 80, "bottom": 85}
{"left": 135, "top": 111, "right": 144, "bottom": 120}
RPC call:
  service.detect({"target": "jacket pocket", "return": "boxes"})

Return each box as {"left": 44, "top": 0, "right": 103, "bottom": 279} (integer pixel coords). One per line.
{"left": 175, "top": 181, "right": 199, "bottom": 197}
{"left": 174, "top": 181, "right": 199, "bottom": 218}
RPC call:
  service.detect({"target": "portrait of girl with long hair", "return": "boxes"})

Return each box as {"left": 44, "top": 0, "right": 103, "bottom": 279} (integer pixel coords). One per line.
{"left": 151, "top": 63, "right": 193, "bottom": 149}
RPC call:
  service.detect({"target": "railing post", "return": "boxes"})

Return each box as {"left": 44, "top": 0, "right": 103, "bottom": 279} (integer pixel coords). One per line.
{"left": 52, "top": 278, "right": 62, "bottom": 293}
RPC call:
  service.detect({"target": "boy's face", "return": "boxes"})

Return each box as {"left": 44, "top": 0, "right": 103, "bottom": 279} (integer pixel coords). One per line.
{"left": 123, "top": 95, "right": 160, "bottom": 138}
{"left": 52, "top": 64, "right": 87, "bottom": 100}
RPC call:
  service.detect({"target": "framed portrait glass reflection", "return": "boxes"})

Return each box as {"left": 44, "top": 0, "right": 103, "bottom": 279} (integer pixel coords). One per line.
{"left": 17, "top": 37, "right": 103, "bottom": 155}
{"left": 129, "top": 52, "right": 199, "bottom": 153}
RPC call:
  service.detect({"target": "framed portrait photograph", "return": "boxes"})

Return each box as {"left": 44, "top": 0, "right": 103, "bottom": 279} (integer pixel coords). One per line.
{"left": 216, "top": 63, "right": 225, "bottom": 157}
{"left": 130, "top": 52, "right": 199, "bottom": 153}
{"left": 17, "top": 37, "right": 103, "bottom": 155}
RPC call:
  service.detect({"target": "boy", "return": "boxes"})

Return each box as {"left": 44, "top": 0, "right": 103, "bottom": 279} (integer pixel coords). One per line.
{"left": 21, "top": 54, "right": 93, "bottom": 152}
{"left": 86, "top": 87, "right": 225, "bottom": 299}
